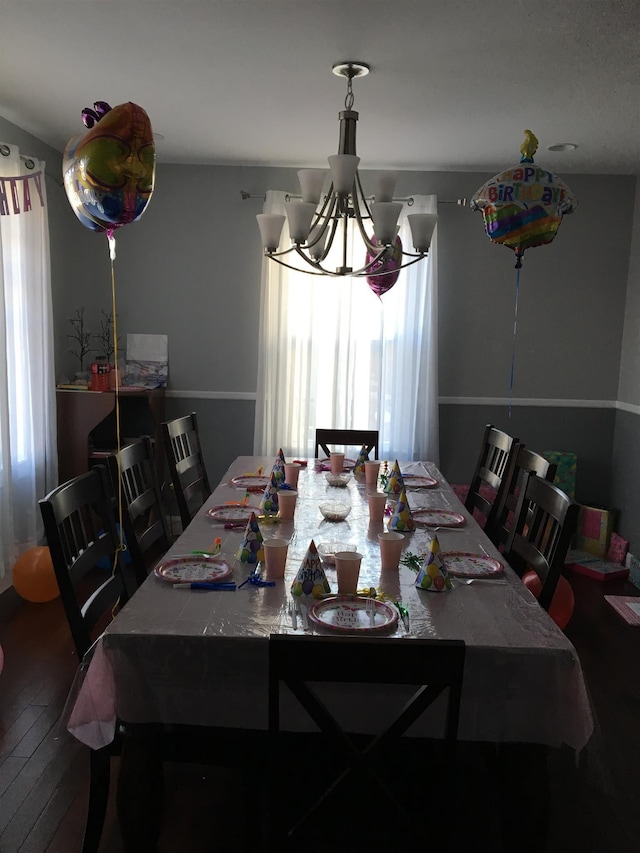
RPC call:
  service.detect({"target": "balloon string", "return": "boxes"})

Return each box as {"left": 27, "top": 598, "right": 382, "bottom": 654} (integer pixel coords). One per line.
{"left": 508, "top": 266, "right": 521, "bottom": 420}
{"left": 108, "top": 232, "right": 125, "bottom": 573}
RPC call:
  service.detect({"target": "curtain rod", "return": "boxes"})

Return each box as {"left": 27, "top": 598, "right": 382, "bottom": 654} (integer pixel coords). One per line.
{"left": 240, "top": 190, "right": 468, "bottom": 206}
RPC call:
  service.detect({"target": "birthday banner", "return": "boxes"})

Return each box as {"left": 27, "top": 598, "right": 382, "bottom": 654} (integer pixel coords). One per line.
{"left": 0, "top": 172, "right": 45, "bottom": 216}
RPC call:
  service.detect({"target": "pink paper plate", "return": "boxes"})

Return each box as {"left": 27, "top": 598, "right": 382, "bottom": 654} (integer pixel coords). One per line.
{"left": 412, "top": 508, "right": 465, "bottom": 527}
{"left": 230, "top": 475, "right": 270, "bottom": 492}
{"left": 154, "top": 554, "right": 234, "bottom": 584}
{"left": 441, "top": 552, "right": 503, "bottom": 578}
{"left": 206, "top": 504, "right": 259, "bottom": 524}
{"left": 307, "top": 595, "right": 398, "bottom": 633}
{"left": 401, "top": 474, "right": 438, "bottom": 488}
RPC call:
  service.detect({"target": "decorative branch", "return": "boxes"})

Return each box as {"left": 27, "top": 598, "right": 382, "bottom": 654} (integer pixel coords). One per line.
{"left": 66, "top": 307, "right": 93, "bottom": 371}
{"left": 93, "top": 309, "right": 120, "bottom": 362}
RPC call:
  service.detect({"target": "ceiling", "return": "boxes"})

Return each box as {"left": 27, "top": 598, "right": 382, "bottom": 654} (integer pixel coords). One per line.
{"left": 2, "top": 0, "right": 639, "bottom": 176}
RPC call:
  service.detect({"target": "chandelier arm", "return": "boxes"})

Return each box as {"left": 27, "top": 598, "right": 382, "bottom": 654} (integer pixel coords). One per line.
{"left": 352, "top": 194, "right": 378, "bottom": 254}
{"left": 351, "top": 251, "right": 428, "bottom": 278}
{"left": 316, "top": 211, "right": 341, "bottom": 263}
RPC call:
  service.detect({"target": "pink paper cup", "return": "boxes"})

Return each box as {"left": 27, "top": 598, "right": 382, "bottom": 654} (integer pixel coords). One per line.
{"left": 367, "top": 491, "right": 388, "bottom": 523}
{"left": 378, "top": 531, "right": 405, "bottom": 570}
{"left": 334, "top": 551, "right": 363, "bottom": 595}
{"left": 277, "top": 490, "right": 298, "bottom": 521}
{"left": 364, "top": 460, "right": 380, "bottom": 490}
{"left": 263, "top": 538, "right": 289, "bottom": 580}
{"left": 329, "top": 452, "right": 345, "bottom": 474}
{"left": 283, "top": 463, "right": 302, "bottom": 488}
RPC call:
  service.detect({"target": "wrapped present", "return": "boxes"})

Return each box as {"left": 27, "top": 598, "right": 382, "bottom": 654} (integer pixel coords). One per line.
{"left": 541, "top": 450, "right": 577, "bottom": 499}
{"left": 574, "top": 504, "right": 617, "bottom": 558}
{"left": 606, "top": 532, "right": 629, "bottom": 565}
{"left": 565, "top": 549, "right": 628, "bottom": 582}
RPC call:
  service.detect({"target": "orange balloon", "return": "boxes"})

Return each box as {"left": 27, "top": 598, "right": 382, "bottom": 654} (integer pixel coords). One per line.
{"left": 522, "top": 570, "right": 574, "bottom": 630}
{"left": 12, "top": 546, "right": 60, "bottom": 603}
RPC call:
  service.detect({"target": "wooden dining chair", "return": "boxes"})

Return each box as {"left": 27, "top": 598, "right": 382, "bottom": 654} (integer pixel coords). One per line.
{"left": 487, "top": 446, "right": 558, "bottom": 550}
{"left": 39, "top": 466, "right": 138, "bottom": 853}
{"left": 267, "top": 634, "right": 466, "bottom": 851}
{"left": 162, "top": 412, "right": 212, "bottom": 530}
{"left": 503, "top": 471, "right": 579, "bottom": 614}
{"left": 314, "top": 428, "right": 379, "bottom": 459}
{"left": 107, "top": 436, "right": 173, "bottom": 583}
{"left": 464, "top": 424, "right": 519, "bottom": 529}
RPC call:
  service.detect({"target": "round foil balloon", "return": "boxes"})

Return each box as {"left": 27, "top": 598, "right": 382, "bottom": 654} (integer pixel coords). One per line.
{"left": 365, "top": 234, "right": 402, "bottom": 297}
{"left": 63, "top": 101, "right": 156, "bottom": 233}
{"left": 471, "top": 130, "right": 577, "bottom": 268}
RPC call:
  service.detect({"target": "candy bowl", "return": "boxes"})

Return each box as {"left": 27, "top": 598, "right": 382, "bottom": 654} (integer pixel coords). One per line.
{"left": 325, "top": 472, "right": 351, "bottom": 488}
{"left": 317, "top": 542, "right": 357, "bottom": 565}
{"left": 319, "top": 501, "right": 352, "bottom": 522}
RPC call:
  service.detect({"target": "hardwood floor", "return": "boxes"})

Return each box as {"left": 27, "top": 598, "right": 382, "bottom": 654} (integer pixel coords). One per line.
{"left": 1, "top": 572, "right": 639, "bottom": 852}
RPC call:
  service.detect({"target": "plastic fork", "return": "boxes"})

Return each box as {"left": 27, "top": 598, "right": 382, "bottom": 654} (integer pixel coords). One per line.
{"left": 366, "top": 597, "right": 376, "bottom": 628}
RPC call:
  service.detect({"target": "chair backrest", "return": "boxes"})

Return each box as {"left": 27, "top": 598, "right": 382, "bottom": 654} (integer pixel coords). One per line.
{"left": 161, "top": 412, "right": 211, "bottom": 530}
{"left": 464, "top": 424, "right": 519, "bottom": 527}
{"left": 39, "top": 467, "right": 136, "bottom": 660}
{"left": 503, "top": 471, "right": 579, "bottom": 612}
{"left": 108, "top": 436, "right": 172, "bottom": 584}
{"left": 268, "top": 634, "right": 465, "bottom": 846}
{"left": 487, "top": 446, "right": 558, "bottom": 549}
{"left": 314, "top": 428, "right": 379, "bottom": 460}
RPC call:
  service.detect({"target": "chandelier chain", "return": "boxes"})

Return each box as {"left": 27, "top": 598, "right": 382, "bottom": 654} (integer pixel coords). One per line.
{"left": 344, "top": 74, "right": 355, "bottom": 110}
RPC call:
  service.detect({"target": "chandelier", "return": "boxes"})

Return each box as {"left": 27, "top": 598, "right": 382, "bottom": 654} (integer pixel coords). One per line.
{"left": 256, "top": 62, "right": 437, "bottom": 278}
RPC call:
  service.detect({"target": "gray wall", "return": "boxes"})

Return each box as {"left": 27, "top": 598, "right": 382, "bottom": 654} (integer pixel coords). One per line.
{"left": 2, "top": 116, "right": 639, "bottom": 545}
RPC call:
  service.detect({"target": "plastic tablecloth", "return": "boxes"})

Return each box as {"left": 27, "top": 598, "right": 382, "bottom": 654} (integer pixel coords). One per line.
{"left": 68, "top": 456, "right": 594, "bottom": 753}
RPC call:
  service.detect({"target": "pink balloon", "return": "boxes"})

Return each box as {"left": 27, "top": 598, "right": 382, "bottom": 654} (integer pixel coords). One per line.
{"left": 365, "top": 235, "right": 402, "bottom": 297}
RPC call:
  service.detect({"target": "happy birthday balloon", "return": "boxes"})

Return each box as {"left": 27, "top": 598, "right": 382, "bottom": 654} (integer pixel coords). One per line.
{"left": 470, "top": 130, "right": 577, "bottom": 268}
{"left": 365, "top": 234, "right": 402, "bottom": 297}
{"left": 63, "top": 101, "right": 155, "bottom": 233}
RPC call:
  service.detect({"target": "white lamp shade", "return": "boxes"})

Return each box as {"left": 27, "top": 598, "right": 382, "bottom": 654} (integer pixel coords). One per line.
{"left": 308, "top": 224, "right": 328, "bottom": 260}
{"left": 370, "top": 202, "right": 403, "bottom": 245}
{"left": 298, "top": 169, "right": 327, "bottom": 204}
{"left": 408, "top": 213, "right": 438, "bottom": 252}
{"left": 285, "top": 201, "right": 317, "bottom": 244}
{"left": 257, "top": 213, "right": 285, "bottom": 251}
{"left": 373, "top": 171, "right": 398, "bottom": 202}
{"left": 328, "top": 154, "right": 360, "bottom": 195}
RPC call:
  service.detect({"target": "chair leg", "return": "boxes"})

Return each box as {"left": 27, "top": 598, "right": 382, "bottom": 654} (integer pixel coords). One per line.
{"left": 117, "top": 732, "right": 165, "bottom": 853}
{"left": 82, "top": 747, "right": 111, "bottom": 853}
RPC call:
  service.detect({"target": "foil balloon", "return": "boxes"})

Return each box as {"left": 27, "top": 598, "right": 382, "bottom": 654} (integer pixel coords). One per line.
{"left": 63, "top": 101, "right": 155, "bottom": 233}
{"left": 365, "top": 234, "right": 402, "bottom": 297}
{"left": 470, "top": 130, "right": 577, "bottom": 268}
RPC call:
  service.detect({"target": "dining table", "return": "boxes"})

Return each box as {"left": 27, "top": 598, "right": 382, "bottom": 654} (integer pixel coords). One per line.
{"left": 68, "top": 453, "right": 594, "bottom": 755}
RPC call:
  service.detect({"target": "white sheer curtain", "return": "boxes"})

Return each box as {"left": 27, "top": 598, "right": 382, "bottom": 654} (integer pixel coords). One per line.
{"left": 0, "top": 145, "right": 57, "bottom": 579}
{"left": 254, "top": 191, "right": 439, "bottom": 462}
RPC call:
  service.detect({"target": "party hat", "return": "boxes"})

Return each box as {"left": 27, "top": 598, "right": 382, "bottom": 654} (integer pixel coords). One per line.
{"left": 291, "top": 540, "right": 331, "bottom": 599}
{"left": 353, "top": 444, "right": 370, "bottom": 477}
{"left": 389, "top": 488, "right": 415, "bottom": 532}
{"left": 259, "top": 471, "right": 279, "bottom": 515}
{"left": 271, "top": 448, "right": 286, "bottom": 485}
{"left": 236, "top": 512, "right": 264, "bottom": 564}
{"left": 384, "top": 459, "right": 405, "bottom": 497}
{"left": 415, "top": 535, "right": 452, "bottom": 592}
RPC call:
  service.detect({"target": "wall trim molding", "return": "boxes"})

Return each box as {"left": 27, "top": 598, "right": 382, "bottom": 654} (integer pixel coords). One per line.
{"left": 167, "top": 390, "right": 640, "bottom": 415}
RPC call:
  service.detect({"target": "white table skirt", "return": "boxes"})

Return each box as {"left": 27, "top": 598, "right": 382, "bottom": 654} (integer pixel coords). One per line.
{"left": 68, "top": 456, "right": 594, "bottom": 753}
